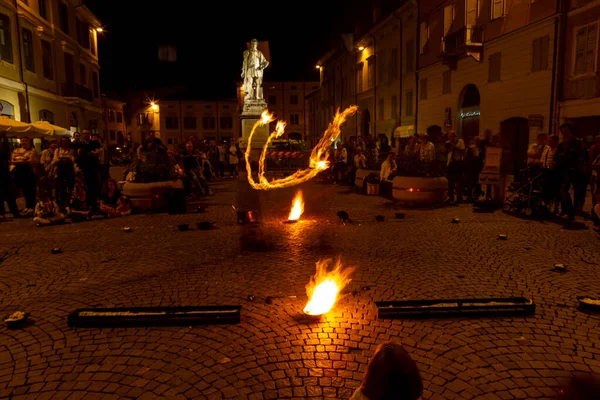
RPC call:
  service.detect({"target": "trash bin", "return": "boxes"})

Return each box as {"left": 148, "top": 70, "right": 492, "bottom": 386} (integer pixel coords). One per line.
{"left": 366, "top": 183, "right": 380, "bottom": 196}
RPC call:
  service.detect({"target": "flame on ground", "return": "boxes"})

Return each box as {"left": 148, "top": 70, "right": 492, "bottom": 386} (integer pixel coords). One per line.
{"left": 303, "top": 257, "right": 355, "bottom": 316}
{"left": 245, "top": 106, "right": 358, "bottom": 190}
{"left": 288, "top": 190, "right": 304, "bottom": 221}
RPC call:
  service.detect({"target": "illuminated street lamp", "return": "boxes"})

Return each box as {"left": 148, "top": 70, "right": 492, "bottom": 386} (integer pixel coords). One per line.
{"left": 358, "top": 46, "right": 364, "bottom": 51}
{"left": 96, "top": 27, "right": 104, "bottom": 33}
{"left": 150, "top": 101, "right": 159, "bottom": 112}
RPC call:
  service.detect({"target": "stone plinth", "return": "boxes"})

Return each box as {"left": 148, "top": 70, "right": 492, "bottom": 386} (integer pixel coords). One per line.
{"left": 241, "top": 99, "right": 269, "bottom": 162}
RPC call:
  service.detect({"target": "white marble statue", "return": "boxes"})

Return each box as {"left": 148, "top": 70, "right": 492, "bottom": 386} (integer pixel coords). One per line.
{"left": 242, "top": 39, "right": 269, "bottom": 101}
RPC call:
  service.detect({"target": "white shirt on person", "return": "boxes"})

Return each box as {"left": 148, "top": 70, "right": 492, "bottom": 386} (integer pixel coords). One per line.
{"left": 380, "top": 159, "right": 397, "bottom": 181}
{"left": 354, "top": 153, "right": 367, "bottom": 169}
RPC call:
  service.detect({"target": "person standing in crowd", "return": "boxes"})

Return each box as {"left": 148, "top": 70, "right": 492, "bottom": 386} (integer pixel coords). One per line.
{"left": 418, "top": 133, "right": 435, "bottom": 163}
{"left": 208, "top": 140, "right": 221, "bottom": 179}
{"left": 591, "top": 134, "right": 600, "bottom": 210}
{"left": 80, "top": 132, "right": 102, "bottom": 209}
{"left": 445, "top": 131, "right": 466, "bottom": 204}
{"left": 527, "top": 133, "right": 547, "bottom": 166}
{"left": 217, "top": 141, "right": 227, "bottom": 178}
{"left": 181, "top": 142, "right": 212, "bottom": 195}
{"left": 541, "top": 135, "right": 560, "bottom": 214}
{"left": 349, "top": 342, "right": 423, "bottom": 400}
{"left": 11, "top": 136, "right": 38, "bottom": 216}
{"left": 70, "top": 131, "right": 82, "bottom": 153}
{"left": 0, "top": 134, "right": 19, "bottom": 218}
{"left": 554, "top": 123, "right": 582, "bottom": 221}
{"left": 574, "top": 135, "right": 593, "bottom": 216}
{"left": 464, "top": 137, "right": 482, "bottom": 202}
{"left": 404, "top": 135, "right": 420, "bottom": 158}
{"left": 40, "top": 139, "right": 58, "bottom": 196}
{"left": 332, "top": 143, "right": 347, "bottom": 184}
{"left": 349, "top": 147, "right": 367, "bottom": 186}
{"left": 54, "top": 137, "right": 76, "bottom": 206}
{"left": 380, "top": 152, "right": 397, "bottom": 181}
{"left": 228, "top": 138, "right": 239, "bottom": 178}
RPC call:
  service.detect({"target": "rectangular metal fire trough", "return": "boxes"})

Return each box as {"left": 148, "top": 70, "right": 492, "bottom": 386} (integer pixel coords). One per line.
{"left": 376, "top": 297, "right": 535, "bottom": 319}
{"left": 68, "top": 305, "right": 241, "bottom": 327}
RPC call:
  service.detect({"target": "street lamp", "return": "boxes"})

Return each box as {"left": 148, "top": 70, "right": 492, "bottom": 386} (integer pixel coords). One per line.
{"left": 358, "top": 46, "right": 365, "bottom": 51}
{"left": 150, "top": 101, "right": 159, "bottom": 112}
{"left": 95, "top": 27, "right": 104, "bottom": 33}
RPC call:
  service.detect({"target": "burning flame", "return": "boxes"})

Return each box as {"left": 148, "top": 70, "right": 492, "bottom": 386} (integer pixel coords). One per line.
{"left": 245, "top": 106, "right": 358, "bottom": 190}
{"left": 303, "top": 258, "right": 355, "bottom": 316}
{"left": 288, "top": 190, "right": 304, "bottom": 221}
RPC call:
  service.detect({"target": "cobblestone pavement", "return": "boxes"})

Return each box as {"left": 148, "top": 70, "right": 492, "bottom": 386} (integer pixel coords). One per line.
{"left": 1, "top": 176, "right": 600, "bottom": 399}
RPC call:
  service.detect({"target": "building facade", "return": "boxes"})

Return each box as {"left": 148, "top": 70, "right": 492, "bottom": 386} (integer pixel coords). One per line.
{"left": 159, "top": 99, "right": 240, "bottom": 148}
{"left": 417, "top": 0, "right": 560, "bottom": 175}
{"left": 316, "top": 0, "right": 418, "bottom": 145}
{"left": 101, "top": 96, "right": 126, "bottom": 146}
{"left": 0, "top": 0, "right": 103, "bottom": 133}
{"left": 558, "top": 0, "right": 600, "bottom": 136}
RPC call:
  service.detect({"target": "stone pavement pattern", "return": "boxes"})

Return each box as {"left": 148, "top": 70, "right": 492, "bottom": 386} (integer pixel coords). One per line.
{"left": 1, "top": 177, "right": 600, "bottom": 399}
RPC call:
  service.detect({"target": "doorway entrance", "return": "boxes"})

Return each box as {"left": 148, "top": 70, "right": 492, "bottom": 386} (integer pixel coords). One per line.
{"left": 500, "top": 117, "right": 530, "bottom": 176}
{"left": 458, "top": 84, "right": 480, "bottom": 144}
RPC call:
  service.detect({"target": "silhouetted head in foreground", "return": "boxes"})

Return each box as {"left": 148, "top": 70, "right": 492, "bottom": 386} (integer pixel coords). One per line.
{"left": 557, "top": 375, "right": 600, "bottom": 400}
{"left": 353, "top": 342, "right": 423, "bottom": 400}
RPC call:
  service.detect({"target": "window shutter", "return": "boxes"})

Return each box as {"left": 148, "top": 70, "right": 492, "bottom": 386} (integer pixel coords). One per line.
{"left": 585, "top": 23, "right": 597, "bottom": 74}
{"left": 532, "top": 38, "right": 540, "bottom": 72}
{"left": 575, "top": 27, "right": 586, "bottom": 75}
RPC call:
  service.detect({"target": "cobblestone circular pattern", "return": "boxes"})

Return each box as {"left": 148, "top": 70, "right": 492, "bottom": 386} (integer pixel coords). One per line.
{"left": 1, "top": 177, "right": 600, "bottom": 399}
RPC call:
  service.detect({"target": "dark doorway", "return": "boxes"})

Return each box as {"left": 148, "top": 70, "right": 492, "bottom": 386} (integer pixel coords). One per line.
{"left": 117, "top": 131, "right": 125, "bottom": 146}
{"left": 500, "top": 117, "right": 529, "bottom": 176}
{"left": 458, "top": 84, "right": 481, "bottom": 144}
{"left": 361, "top": 109, "right": 371, "bottom": 137}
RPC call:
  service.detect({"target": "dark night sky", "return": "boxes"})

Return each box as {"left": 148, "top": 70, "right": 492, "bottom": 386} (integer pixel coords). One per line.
{"left": 84, "top": 0, "right": 371, "bottom": 99}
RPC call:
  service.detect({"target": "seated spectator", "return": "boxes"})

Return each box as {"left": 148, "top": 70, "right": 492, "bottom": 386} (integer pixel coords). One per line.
{"left": 350, "top": 342, "right": 423, "bottom": 400}
{"left": 67, "top": 179, "right": 91, "bottom": 222}
{"left": 33, "top": 193, "right": 65, "bottom": 227}
{"left": 380, "top": 152, "right": 398, "bottom": 181}
{"left": 418, "top": 134, "right": 435, "bottom": 163}
{"left": 99, "top": 179, "right": 131, "bottom": 218}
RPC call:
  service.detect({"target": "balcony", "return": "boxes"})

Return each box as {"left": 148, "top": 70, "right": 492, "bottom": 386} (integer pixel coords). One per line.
{"left": 62, "top": 82, "right": 94, "bottom": 102}
{"left": 441, "top": 26, "right": 483, "bottom": 66}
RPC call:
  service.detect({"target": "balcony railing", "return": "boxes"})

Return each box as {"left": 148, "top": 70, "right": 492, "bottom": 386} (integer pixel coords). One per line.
{"left": 62, "top": 82, "right": 94, "bottom": 102}
{"left": 441, "top": 26, "right": 483, "bottom": 54}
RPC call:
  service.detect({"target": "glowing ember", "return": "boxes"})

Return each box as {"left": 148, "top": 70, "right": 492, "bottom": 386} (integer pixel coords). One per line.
{"left": 303, "top": 258, "right": 355, "bottom": 316}
{"left": 288, "top": 190, "right": 304, "bottom": 221}
{"left": 245, "top": 106, "right": 358, "bottom": 190}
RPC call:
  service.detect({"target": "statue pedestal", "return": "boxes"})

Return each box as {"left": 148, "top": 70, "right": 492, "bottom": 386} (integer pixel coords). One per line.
{"left": 241, "top": 99, "right": 269, "bottom": 163}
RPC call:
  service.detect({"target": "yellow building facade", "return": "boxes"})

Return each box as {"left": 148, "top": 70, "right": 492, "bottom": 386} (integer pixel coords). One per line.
{"left": 0, "top": 0, "right": 102, "bottom": 133}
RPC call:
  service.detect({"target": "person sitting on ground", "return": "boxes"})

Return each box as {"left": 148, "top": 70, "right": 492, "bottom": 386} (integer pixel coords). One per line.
{"left": 67, "top": 179, "right": 91, "bottom": 222}
{"left": 33, "top": 193, "right": 65, "bottom": 227}
{"left": 380, "top": 152, "right": 398, "bottom": 181}
{"left": 99, "top": 179, "right": 131, "bottom": 218}
{"left": 350, "top": 342, "right": 423, "bottom": 400}
{"left": 181, "top": 142, "right": 213, "bottom": 196}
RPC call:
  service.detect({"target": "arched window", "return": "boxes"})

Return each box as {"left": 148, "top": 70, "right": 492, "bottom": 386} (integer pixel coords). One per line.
{"left": 0, "top": 100, "right": 15, "bottom": 118}
{"left": 39, "top": 109, "right": 54, "bottom": 124}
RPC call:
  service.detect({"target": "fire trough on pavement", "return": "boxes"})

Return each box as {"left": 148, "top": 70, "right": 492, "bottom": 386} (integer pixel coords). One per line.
{"left": 376, "top": 297, "right": 535, "bottom": 319}
{"left": 68, "top": 306, "right": 241, "bottom": 327}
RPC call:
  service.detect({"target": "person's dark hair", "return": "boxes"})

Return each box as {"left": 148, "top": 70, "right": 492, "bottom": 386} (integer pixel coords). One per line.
{"left": 103, "top": 178, "right": 119, "bottom": 195}
{"left": 560, "top": 122, "right": 574, "bottom": 133}
{"left": 360, "top": 342, "right": 423, "bottom": 400}
{"left": 537, "top": 133, "right": 547, "bottom": 139}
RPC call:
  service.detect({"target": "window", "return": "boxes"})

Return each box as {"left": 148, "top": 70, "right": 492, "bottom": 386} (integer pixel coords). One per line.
{"left": 59, "top": 2, "right": 69, "bottom": 34}
{"left": 108, "top": 110, "right": 115, "bottom": 122}
{"left": 357, "top": 62, "right": 364, "bottom": 91}
{"left": 80, "top": 63, "right": 86, "bottom": 85}
{"left": 91, "top": 71, "right": 99, "bottom": 98}
{"left": 466, "top": 0, "right": 479, "bottom": 26}
{"left": 420, "top": 78, "right": 428, "bottom": 100}
{"left": 420, "top": 21, "right": 429, "bottom": 54}
{"left": 488, "top": 52, "right": 501, "bottom": 82}
{"left": 39, "top": 0, "right": 48, "bottom": 20}
{"left": 367, "top": 57, "right": 375, "bottom": 89}
{"left": 202, "top": 116, "right": 216, "bottom": 129}
{"left": 90, "top": 30, "right": 96, "bottom": 55}
{"left": 532, "top": 35, "right": 550, "bottom": 72}
{"left": 491, "top": 0, "right": 504, "bottom": 20}
{"left": 166, "top": 115, "right": 179, "bottom": 129}
{"left": 22, "top": 28, "right": 34, "bottom": 72}
{"left": 183, "top": 116, "right": 196, "bottom": 130}
{"left": 378, "top": 99, "right": 384, "bottom": 120}
{"left": 0, "top": 14, "right": 14, "bottom": 64}
{"left": 268, "top": 95, "right": 276, "bottom": 104}
{"left": 80, "top": 20, "right": 90, "bottom": 49}
{"left": 0, "top": 100, "right": 15, "bottom": 118}
{"left": 167, "top": 138, "right": 172, "bottom": 145}
{"left": 444, "top": 4, "right": 455, "bottom": 34}
{"left": 39, "top": 109, "right": 54, "bottom": 124}
{"left": 378, "top": 51, "right": 386, "bottom": 84}
{"left": 406, "top": 40, "right": 414, "bottom": 73}
{"left": 574, "top": 23, "right": 598, "bottom": 76}
{"left": 443, "top": 70, "right": 452, "bottom": 94}
{"left": 137, "top": 113, "right": 148, "bottom": 125}
{"left": 41, "top": 40, "right": 53, "bottom": 80}
{"left": 289, "top": 113, "right": 299, "bottom": 125}
{"left": 117, "top": 112, "right": 123, "bottom": 123}
{"left": 109, "top": 130, "right": 116, "bottom": 140}
{"left": 76, "top": 18, "right": 82, "bottom": 45}
{"left": 220, "top": 116, "right": 233, "bottom": 129}
{"left": 291, "top": 85, "right": 297, "bottom": 90}
{"left": 290, "top": 94, "right": 298, "bottom": 104}
{"left": 390, "top": 48, "right": 398, "bottom": 79}
{"left": 405, "top": 91, "right": 413, "bottom": 116}
{"left": 391, "top": 96, "right": 398, "bottom": 118}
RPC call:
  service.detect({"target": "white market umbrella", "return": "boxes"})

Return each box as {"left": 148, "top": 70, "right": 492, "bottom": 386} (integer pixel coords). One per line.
{"left": 0, "top": 116, "right": 32, "bottom": 133}
{"left": 30, "top": 120, "right": 70, "bottom": 136}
